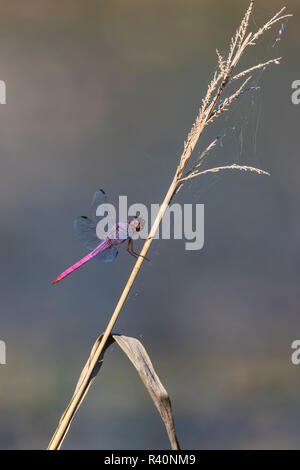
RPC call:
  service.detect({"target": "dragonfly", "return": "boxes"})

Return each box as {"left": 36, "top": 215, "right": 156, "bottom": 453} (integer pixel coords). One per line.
{"left": 52, "top": 189, "right": 146, "bottom": 285}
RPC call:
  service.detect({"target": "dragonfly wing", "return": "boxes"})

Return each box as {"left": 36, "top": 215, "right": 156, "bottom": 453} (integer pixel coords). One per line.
{"left": 91, "top": 189, "right": 107, "bottom": 223}
{"left": 91, "top": 188, "right": 117, "bottom": 238}
{"left": 94, "top": 246, "right": 118, "bottom": 262}
{"left": 73, "top": 216, "right": 100, "bottom": 250}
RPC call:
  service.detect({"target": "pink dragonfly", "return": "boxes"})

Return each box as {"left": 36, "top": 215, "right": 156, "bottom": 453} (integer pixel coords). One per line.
{"left": 52, "top": 189, "right": 146, "bottom": 285}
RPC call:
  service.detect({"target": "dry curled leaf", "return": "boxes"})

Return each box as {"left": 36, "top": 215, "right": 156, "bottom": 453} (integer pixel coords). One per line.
{"left": 113, "top": 334, "right": 180, "bottom": 450}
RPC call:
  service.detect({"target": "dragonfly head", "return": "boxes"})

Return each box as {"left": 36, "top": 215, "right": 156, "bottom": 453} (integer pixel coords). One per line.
{"left": 129, "top": 216, "right": 145, "bottom": 232}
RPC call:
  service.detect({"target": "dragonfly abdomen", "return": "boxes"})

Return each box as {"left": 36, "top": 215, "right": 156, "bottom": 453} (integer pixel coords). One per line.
{"left": 52, "top": 239, "right": 112, "bottom": 284}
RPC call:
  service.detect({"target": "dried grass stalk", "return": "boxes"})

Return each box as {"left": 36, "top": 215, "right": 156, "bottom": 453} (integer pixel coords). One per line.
{"left": 48, "top": 2, "right": 291, "bottom": 450}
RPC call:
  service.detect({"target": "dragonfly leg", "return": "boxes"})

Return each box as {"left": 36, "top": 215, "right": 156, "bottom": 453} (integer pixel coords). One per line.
{"left": 126, "top": 239, "right": 137, "bottom": 259}
{"left": 127, "top": 239, "right": 150, "bottom": 262}
{"left": 131, "top": 239, "right": 150, "bottom": 261}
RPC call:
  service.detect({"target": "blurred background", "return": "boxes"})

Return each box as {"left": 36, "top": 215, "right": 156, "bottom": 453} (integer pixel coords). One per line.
{"left": 0, "top": 0, "right": 299, "bottom": 449}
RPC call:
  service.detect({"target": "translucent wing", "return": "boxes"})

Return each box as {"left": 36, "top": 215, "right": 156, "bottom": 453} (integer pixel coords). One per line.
{"left": 91, "top": 189, "right": 107, "bottom": 223}
{"left": 73, "top": 216, "right": 100, "bottom": 251}
{"left": 74, "top": 216, "right": 118, "bottom": 263}
{"left": 94, "top": 246, "right": 118, "bottom": 262}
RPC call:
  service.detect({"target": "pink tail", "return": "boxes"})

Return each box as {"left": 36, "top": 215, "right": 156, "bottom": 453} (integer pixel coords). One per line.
{"left": 52, "top": 239, "right": 112, "bottom": 284}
